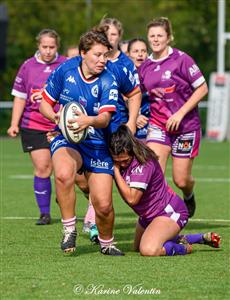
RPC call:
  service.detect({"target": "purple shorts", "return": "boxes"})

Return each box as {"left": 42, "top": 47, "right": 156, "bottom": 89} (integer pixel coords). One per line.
{"left": 138, "top": 195, "right": 189, "bottom": 229}
{"left": 146, "top": 124, "right": 201, "bottom": 158}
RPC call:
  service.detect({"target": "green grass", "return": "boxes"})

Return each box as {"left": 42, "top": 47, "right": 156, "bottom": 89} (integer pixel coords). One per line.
{"left": 1, "top": 137, "right": 230, "bottom": 300}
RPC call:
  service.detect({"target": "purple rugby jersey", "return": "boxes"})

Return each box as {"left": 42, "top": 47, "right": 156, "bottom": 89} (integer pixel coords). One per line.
{"left": 120, "top": 157, "right": 176, "bottom": 220}
{"left": 11, "top": 52, "right": 66, "bottom": 131}
{"left": 138, "top": 47, "right": 206, "bottom": 134}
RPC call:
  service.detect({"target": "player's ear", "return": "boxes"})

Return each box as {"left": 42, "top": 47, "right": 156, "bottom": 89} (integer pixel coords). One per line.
{"left": 80, "top": 50, "right": 86, "bottom": 58}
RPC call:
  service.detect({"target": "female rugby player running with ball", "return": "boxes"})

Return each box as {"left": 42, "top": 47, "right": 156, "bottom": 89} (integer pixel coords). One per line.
{"left": 40, "top": 26, "right": 124, "bottom": 256}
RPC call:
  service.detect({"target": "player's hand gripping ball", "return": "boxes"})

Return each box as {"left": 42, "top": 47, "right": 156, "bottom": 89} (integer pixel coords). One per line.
{"left": 58, "top": 102, "right": 88, "bottom": 143}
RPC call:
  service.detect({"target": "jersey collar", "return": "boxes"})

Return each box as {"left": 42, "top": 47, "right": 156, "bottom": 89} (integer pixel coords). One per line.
{"left": 34, "top": 51, "right": 59, "bottom": 64}
{"left": 148, "top": 47, "right": 173, "bottom": 62}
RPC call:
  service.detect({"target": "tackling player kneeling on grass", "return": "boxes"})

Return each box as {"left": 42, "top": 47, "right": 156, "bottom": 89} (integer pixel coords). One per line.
{"left": 109, "top": 125, "right": 221, "bottom": 256}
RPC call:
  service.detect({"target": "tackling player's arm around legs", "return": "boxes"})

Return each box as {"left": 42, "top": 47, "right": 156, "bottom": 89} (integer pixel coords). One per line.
{"left": 138, "top": 17, "right": 209, "bottom": 218}
{"left": 40, "top": 26, "right": 124, "bottom": 255}
{"left": 109, "top": 125, "right": 221, "bottom": 257}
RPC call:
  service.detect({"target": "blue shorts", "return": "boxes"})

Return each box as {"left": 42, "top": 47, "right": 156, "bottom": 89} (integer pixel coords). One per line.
{"left": 50, "top": 134, "right": 114, "bottom": 175}
{"left": 135, "top": 124, "right": 148, "bottom": 141}
{"left": 138, "top": 195, "right": 189, "bottom": 229}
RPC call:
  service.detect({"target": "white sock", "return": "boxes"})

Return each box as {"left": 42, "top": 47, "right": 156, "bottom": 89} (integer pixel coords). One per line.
{"left": 61, "top": 216, "right": 76, "bottom": 232}
{"left": 98, "top": 236, "right": 114, "bottom": 248}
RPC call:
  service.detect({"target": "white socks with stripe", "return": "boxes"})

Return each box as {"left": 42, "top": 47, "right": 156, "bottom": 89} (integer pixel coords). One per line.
{"left": 98, "top": 236, "right": 114, "bottom": 248}
{"left": 61, "top": 216, "right": 76, "bottom": 232}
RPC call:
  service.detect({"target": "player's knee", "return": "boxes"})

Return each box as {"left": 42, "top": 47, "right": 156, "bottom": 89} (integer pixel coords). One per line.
{"left": 35, "top": 163, "right": 52, "bottom": 178}
{"left": 139, "top": 244, "right": 161, "bottom": 256}
{"left": 173, "top": 176, "right": 194, "bottom": 190}
{"left": 55, "top": 170, "right": 75, "bottom": 187}
{"left": 94, "top": 201, "right": 113, "bottom": 218}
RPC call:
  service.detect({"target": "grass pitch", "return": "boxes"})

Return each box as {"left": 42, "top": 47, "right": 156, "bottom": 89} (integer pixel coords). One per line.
{"left": 1, "top": 137, "right": 229, "bottom": 300}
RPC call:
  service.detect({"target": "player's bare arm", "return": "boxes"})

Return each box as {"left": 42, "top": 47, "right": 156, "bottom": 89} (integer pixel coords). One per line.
{"left": 166, "top": 82, "right": 208, "bottom": 132}
{"left": 114, "top": 164, "right": 143, "bottom": 206}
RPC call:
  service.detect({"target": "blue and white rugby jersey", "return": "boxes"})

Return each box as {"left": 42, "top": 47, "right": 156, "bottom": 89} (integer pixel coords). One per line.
{"left": 42, "top": 56, "right": 118, "bottom": 148}
{"left": 106, "top": 51, "right": 139, "bottom": 123}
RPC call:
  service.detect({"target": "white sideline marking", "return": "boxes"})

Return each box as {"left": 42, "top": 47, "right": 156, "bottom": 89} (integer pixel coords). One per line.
{"left": 8, "top": 174, "right": 230, "bottom": 183}
{"left": 168, "top": 165, "right": 229, "bottom": 170}
{"left": 1, "top": 216, "right": 229, "bottom": 223}
{"left": 166, "top": 177, "right": 230, "bottom": 183}
{"left": 5, "top": 163, "right": 229, "bottom": 170}
{"left": 9, "top": 175, "right": 34, "bottom": 179}
{"left": 1, "top": 216, "right": 83, "bottom": 221}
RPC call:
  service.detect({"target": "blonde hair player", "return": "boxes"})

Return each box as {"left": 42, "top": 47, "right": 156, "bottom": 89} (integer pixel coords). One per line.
{"left": 139, "top": 17, "right": 208, "bottom": 217}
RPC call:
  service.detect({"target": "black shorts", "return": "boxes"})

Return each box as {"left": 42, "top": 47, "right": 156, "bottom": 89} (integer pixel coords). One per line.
{"left": 20, "top": 128, "right": 50, "bottom": 153}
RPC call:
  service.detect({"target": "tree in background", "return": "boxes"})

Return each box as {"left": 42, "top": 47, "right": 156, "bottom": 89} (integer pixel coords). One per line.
{"left": 0, "top": 0, "right": 229, "bottom": 101}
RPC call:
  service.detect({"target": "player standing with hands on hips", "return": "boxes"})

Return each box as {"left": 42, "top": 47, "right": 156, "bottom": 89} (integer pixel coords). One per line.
{"left": 40, "top": 26, "right": 124, "bottom": 256}
{"left": 7, "top": 29, "right": 66, "bottom": 225}
{"left": 138, "top": 17, "right": 208, "bottom": 217}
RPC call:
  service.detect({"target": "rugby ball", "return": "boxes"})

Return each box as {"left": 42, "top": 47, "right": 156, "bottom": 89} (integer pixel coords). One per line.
{"left": 58, "top": 102, "right": 88, "bottom": 144}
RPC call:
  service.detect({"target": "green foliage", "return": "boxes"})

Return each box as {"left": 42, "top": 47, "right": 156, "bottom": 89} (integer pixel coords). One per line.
{"left": 1, "top": 0, "right": 230, "bottom": 101}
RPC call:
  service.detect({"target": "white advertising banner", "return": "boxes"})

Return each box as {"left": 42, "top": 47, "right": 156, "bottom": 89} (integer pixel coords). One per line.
{"left": 206, "top": 72, "right": 230, "bottom": 141}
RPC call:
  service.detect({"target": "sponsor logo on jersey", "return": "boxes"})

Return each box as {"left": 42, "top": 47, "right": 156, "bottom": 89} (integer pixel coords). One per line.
{"left": 189, "top": 64, "right": 199, "bottom": 77}
{"left": 162, "top": 70, "right": 172, "bottom": 80}
{"left": 131, "top": 165, "right": 144, "bottom": 175}
{"left": 125, "top": 175, "right": 131, "bottom": 185}
{"left": 66, "top": 75, "right": 76, "bottom": 85}
{"left": 90, "top": 158, "right": 109, "bottom": 169}
{"left": 180, "top": 220, "right": 188, "bottom": 227}
{"left": 128, "top": 71, "right": 135, "bottom": 85}
{"left": 164, "top": 84, "right": 176, "bottom": 93}
{"left": 15, "top": 76, "right": 22, "bottom": 83}
{"left": 123, "top": 67, "right": 128, "bottom": 75}
{"left": 60, "top": 94, "right": 74, "bottom": 103}
{"left": 91, "top": 85, "right": 98, "bottom": 97}
{"left": 134, "top": 73, "right": 140, "bottom": 84}
{"left": 153, "top": 65, "right": 161, "bottom": 72}
{"left": 88, "top": 126, "right": 95, "bottom": 135}
{"left": 109, "top": 89, "right": 118, "bottom": 101}
{"left": 93, "top": 102, "right": 100, "bottom": 114}
{"left": 44, "top": 66, "right": 52, "bottom": 73}
{"left": 63, "top": 88, "right": 70, "bottom": 94}
{"left": 79, "top": 96, "right": 87, "bottom": 108}
{"left": 178, "top": 50, "right": 184, "bottom": 56}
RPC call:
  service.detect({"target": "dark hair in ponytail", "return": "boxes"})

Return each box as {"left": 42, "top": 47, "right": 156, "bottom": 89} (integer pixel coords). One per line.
{"left": 109, "top": 124, "right": 158, "bottom": 165}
